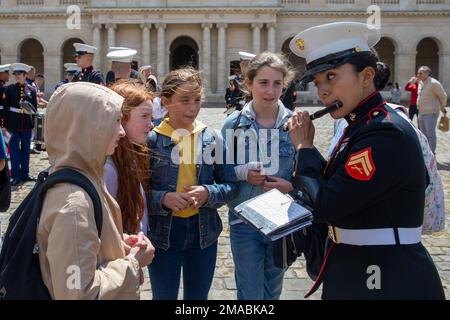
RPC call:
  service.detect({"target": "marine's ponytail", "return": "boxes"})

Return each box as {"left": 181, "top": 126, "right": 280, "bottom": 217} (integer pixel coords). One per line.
{"left": 347, "top": 49, "right": 391, "bottom": 91}
{"left": 374, "top": 61, "right": 391, "bottom": 91}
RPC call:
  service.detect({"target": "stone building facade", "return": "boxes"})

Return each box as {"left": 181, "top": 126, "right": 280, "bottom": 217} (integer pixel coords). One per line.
{"left": 0, "top": 0, "right": 449, "bottom": 103}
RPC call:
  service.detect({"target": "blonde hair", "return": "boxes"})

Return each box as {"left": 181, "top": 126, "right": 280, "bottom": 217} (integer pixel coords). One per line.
{"left": 246, "top": 51, "right": 295, "bottom": 87}
{"left": 160, "top": 67, "right": 204, "bottom": 101}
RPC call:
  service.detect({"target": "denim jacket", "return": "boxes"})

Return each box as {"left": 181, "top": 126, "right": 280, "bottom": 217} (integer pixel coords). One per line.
{"left": 147, "top": 125, "right": 237, "bottom": 250}
{"left": 221, "top": 101, "right": 296, "bottom": 224}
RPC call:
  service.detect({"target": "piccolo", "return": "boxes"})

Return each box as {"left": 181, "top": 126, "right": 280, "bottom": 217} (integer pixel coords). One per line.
{"left": 282, "top": 100, "right": 343, "bottom": 132}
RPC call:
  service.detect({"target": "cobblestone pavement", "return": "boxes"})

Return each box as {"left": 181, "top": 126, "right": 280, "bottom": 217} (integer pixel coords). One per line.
{"left": 1, "top": 107, "right": 448, "bottom": 300}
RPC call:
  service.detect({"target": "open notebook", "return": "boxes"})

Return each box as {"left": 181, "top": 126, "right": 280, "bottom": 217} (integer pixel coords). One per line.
{"left": 234, "top": 189, "right": 313, "bottom": 241}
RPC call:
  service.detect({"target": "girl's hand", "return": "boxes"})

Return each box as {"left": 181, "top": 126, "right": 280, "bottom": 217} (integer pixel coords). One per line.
{"left": 247, "top": 170, "right": 266, "bottom": 185}
{"left": 287, "top": 110, "right": 315, "bottom": 151}
{"left": 162, "top": 192, "right": 194, "bottom": 211}
{"left": 184, "top": 186, "right": 209, "bottom": 209}
{"left": 123, "top": 232, "right": 148, "bottom": 254}
{"left": 263, "top": 176, "right": 294, "bottom": 194}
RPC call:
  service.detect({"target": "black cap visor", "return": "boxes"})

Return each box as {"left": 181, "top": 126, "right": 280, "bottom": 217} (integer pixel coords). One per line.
{"left": 301, "top": 49, "right": 371, "bottom": 83}
{"left": 74, "top": 51, "right": 89, "bottom": 58}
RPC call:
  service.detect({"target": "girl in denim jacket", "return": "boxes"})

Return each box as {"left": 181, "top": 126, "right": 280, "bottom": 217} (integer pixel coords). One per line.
{"left": 221, "top": 52, "right": 296, "bottom": 300}
{"left": 147, "top": 68, "right": 237, "bottom": 300}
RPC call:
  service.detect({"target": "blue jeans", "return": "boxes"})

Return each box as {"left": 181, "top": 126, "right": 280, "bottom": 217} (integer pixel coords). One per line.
{"left": 9, "top": 129, "right": 31, "bottom": 180}
{"left": 230, "top": 222, "right": 285, "bottom": 300}
{"left": 148, "top": 215, "right": 217, "bottom": 300}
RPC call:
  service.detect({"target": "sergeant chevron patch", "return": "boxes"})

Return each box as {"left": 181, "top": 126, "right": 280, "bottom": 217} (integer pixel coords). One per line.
{"left": 345, "top": 147, "right": 375, "bottom": 181}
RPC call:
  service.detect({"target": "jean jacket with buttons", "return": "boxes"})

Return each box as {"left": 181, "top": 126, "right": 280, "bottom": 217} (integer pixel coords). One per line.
{"left": 221, "top": 101, "right": 296, "bottom": 224}
{"left": 147, "top": 126, "right": 238, "bottom": 250}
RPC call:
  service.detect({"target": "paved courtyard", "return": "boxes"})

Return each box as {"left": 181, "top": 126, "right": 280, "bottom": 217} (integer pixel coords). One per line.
{"left": 1, "top": 106, "right": 449, "bottom": 300}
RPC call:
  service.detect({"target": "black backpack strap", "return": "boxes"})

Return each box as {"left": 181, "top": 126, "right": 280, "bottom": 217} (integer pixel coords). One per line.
{"left": 39, "top": 169, "right": 103, "bottom": 237}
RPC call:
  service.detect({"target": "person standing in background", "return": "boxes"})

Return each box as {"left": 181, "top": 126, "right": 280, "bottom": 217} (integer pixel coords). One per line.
{"left": 416, "top": 66, "right": 447, "bottom": 154}
{"left": 55, "top": 63, "right": 80, "bottom": 90}
{"left": 405, "top": 76, "right": 419, "bottom": 121}
{"left": 105, "top": 47, "right": 138, "bottom": 86}
{"left": 0, "top": 64, "right": 10, "bottom": 129}
{"left": 3, "top": 63, "right": 37, "bottom": 186}
{"left": 390, "top": 82, "right": 401, "bottom": 104}
{"left": 72, "top": 43, "right": 105, "bottom": 85}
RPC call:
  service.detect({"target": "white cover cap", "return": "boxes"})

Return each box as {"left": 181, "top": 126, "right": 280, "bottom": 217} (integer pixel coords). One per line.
{"left": 64, "top": 63, "right": 81, "bottom": 73}
{"left": 73, "top": 42, "right": 98, "bottom": 54}
{"left": 289, "top": 22, "right": 381, "bottom": 64}
{"left": 147, "top": 75, "right": 157, "bottom": 85}
{"left": 108, "top": 46, "right": 131, "bottom": 51}
{"left": 238, "top": 51, "right": 256, "bottom": 61}
{"left": 11, "top": 63, "right": 31, "bottom": 73}
{"left": 107, "top": 48, "right": 137, "bottom": 63}
{"left": 0, "top": 64, "right": 10, "bottom": 72}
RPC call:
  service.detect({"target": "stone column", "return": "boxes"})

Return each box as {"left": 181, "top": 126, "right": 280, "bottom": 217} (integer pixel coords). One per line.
{"left": 106, "top": 23, "right": 117, "bottom": 50}
{"left": 216, "top": 23, "right": 227, "bottom": 95}
{"left": 44, "top": 51, "right": 62, "bottom": 97}
{"left": 267, "top": 23, "right": 276, "bottom": 52}
{"left": 92, "top": 23, "right": 102, "bottom": 69}
{"left": 396, "top": 50, "right": 416, "bottom": 88}
{"left": 140, "top": 23, "right": 151, "bottom": 67}
{"left": 439, "top": 51, "right": 450, "bottom": 93}
{"left": 0, "top": 51, "right": 17, "bottom": 65}
{"left": 202, "top": 23, "right": 212, "bottom": 94}
{"left": 156, "top": 23, "right": 166, "bottom": 82}
{"left": 251, "top": 23, "right": 262, "bottom": 54}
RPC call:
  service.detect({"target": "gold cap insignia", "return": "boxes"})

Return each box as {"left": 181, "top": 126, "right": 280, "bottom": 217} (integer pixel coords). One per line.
{"left": 296, "top": 38, "right": 305, "bottom": 51}
{"left": 355, "top": 47, "right": 361, "bottom": 53}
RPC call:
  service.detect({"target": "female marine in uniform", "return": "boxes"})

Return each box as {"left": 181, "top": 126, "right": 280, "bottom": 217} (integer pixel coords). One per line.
{"left": 286, "top": 22, "right": 445, "bottom": 299}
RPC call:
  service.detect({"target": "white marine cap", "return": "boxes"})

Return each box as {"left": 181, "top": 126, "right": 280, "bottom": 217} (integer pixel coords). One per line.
{"left": 11, "top": 63, "right": 31, "bottom": 73}
{"left": 228, "top": 75, "right": 237, "bottom": 81}
{"left": 73, "top": 42, "right": 98, "bottom": 55}
{"left": 289, "top": 22, "right": 381, "bottom": 82}
{"left": 0, "top": 64, "right": 10, "bottom": 73}
{"left": 107, "top": 48, "right": 137, "bottom": 63}
{"left": 147, "top": 75, "right": 157, "bottom": 85}
{"left": 140, "top": 65, "right": 152, "bottom": 71}
{"left": 238, "top": 51, "right": 256, "bottom": 61}
{"left": 64, "top": 63, "right": 81, "bottom": 73}
{"left": 108, "top": 46, "right": 131, "bottom": 52}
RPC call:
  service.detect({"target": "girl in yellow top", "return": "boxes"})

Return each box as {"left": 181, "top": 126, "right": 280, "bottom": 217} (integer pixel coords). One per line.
{"left": 147, "top": 68, "right": 237, "bottom": 300}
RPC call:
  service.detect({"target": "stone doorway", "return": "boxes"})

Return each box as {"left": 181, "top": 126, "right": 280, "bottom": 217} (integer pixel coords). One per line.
{"left": 416, "top": 37, "right": 440, "bottom": 80}
{"left": 170, "top": 36, "right": 199, "bottom": 70}
{"left": 61, "top": 38, "right": 84, "bottom": 80}
{"left": 19, "top": 38, "right": 44, "bottom": 74}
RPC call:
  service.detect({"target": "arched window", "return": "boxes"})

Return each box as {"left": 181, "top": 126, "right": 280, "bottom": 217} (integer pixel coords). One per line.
{"left": 416, "top": 37, "right": 440, "bottom": 80}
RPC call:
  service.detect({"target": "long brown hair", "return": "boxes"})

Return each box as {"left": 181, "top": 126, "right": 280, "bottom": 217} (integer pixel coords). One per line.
{"left": 110, "top": 80, "right": 153, "bottom": 234}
